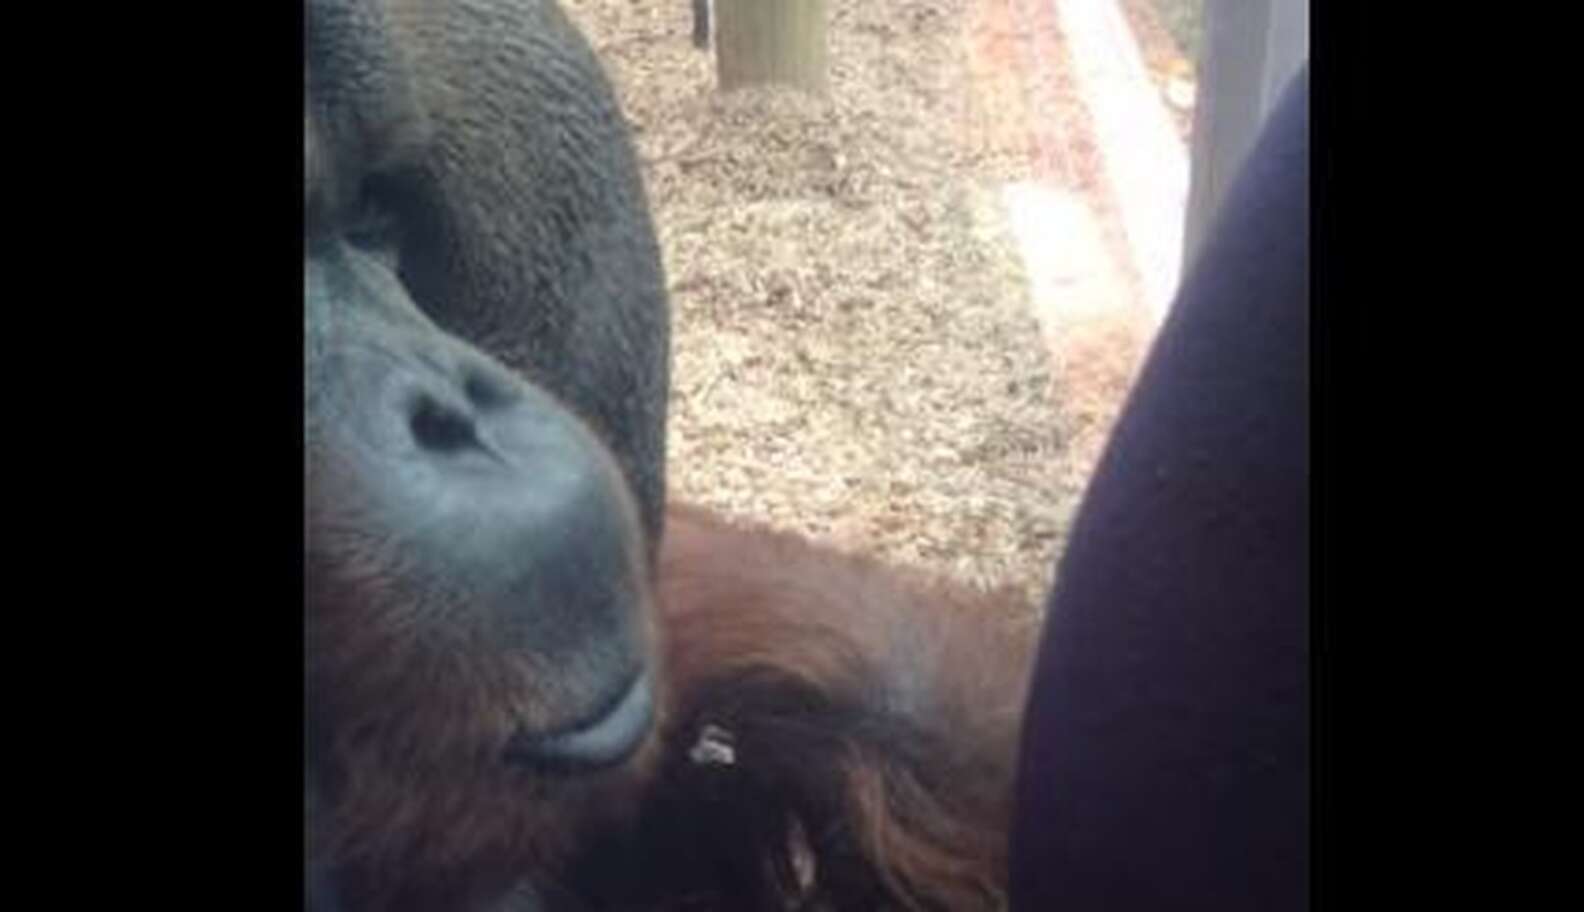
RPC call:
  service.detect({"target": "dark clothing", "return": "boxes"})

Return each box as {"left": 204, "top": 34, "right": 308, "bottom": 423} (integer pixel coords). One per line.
{"left": 1012, "top": 67, "right": 1310, "bottom": 910}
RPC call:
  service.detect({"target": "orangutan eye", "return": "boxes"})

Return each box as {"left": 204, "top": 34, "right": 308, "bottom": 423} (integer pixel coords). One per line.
{"left": 343, "top": 177, "right": 403, "bottom": 268}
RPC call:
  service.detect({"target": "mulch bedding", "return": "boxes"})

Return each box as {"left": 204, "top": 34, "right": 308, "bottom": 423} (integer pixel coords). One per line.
{"left": 562, "top": 0, "right": 1163, "bottom": 619}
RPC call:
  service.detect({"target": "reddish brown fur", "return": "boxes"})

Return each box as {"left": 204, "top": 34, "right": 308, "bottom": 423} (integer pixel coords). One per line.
{"left": 314, "top": 505, "right": 1036, "bottom": 911}
{"left": 555, "top": 506, "right": 1036, "bottom": 911}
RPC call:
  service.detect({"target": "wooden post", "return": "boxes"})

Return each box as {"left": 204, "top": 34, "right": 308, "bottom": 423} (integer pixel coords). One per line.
{"left": 1182, "top": 0, "right": 1308, "bottom": 271}
{"left": 714, "top": 0, "right": 829, "bottom": 94}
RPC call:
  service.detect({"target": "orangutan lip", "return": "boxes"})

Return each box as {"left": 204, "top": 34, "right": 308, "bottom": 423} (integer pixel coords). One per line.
{"left": 503, "top": 672, "right": 653, "bottom": 773}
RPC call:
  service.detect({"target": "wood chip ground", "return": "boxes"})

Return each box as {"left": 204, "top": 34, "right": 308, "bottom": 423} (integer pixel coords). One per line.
{"left": 563, "top": 0, "right": 1174, "bottom": 623}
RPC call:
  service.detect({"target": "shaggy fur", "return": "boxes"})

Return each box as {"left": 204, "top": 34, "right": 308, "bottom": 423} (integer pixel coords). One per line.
{"left": 556, "top": 507, "right": 1035, "bottom": 911}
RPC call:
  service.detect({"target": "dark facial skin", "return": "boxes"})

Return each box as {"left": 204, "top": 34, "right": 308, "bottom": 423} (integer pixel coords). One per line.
{"left": 305, "top": 237, "right": 654, "bottom": 770}
{"left": 304, "top": 0, "right": 670, "bottom": 907}
{"left": 307, "top": 6, "right": 1028, "bottom": 912}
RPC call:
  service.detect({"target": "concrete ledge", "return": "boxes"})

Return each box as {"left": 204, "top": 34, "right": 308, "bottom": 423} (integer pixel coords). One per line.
{"left": 1052, "top": 0, "right": 1188, "bottom": 322}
